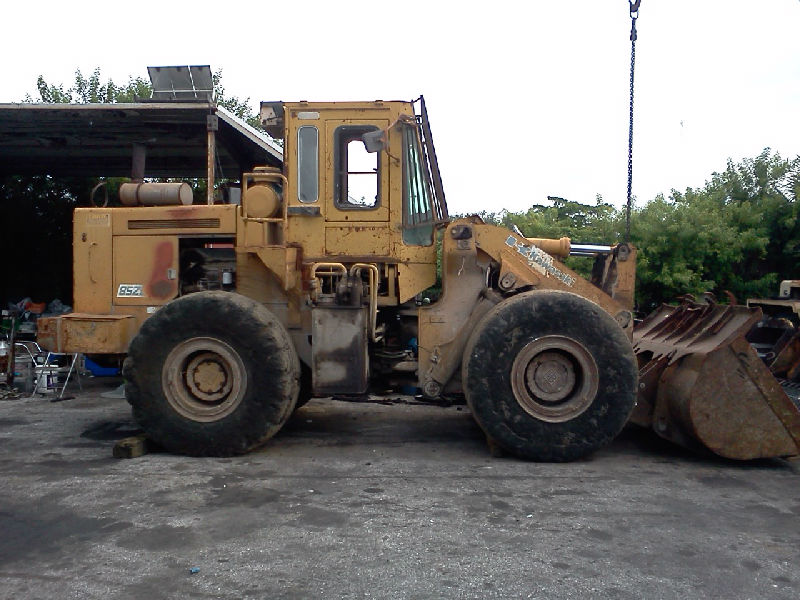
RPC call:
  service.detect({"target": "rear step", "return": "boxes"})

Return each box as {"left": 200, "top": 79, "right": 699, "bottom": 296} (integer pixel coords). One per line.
{"left": 629, "top": 300, "right": 800, "bottom": 460}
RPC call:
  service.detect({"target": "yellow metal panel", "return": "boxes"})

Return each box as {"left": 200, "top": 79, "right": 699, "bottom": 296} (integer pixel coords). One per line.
{"left": 417, "top": 226, "right": 488, "bottom": 390}
{"left": 393, "top": 239, "right": 439, "bottom": 303}
{"left": 108, "top": 306, "right": 159, "bottom": 333}
{"left": 397, "top": 263, "right": 437, "bottom": 304}
{"left": 325, "top": 225, "right": 391, "bottom": 256}
{"left": 254, "top": 246, "right": 299, "bottom": 291}
{"left": 241, "top": 219, "right": 266, "bottom": 248}
{"left": 284, "top": 109, "right": 324, "bottom": 256}
{"left": 72, "top": 209, "right": 113, "bottom": 314}
{"left": 112, "top": 236, "right": 179, "bottom": 306}
{"left": 286, "top": 214, "right": 325, "bottom": 256}
{"left": 37, "top": 313, "right": 136, "bottom": 354}
{"left": 393, "top": 238, "right": 437, "bottom": 262}
{"left": 111, "top": 204, "right": 237, "bottom": 235}
{"left": 613, "top": 247, "right": 637, "bottom": 311}
{"left": 284, "top": 101, "right": 412, "bottom": 114}
{"left": 235, "top": 252, "right": 293, "bottom": 326}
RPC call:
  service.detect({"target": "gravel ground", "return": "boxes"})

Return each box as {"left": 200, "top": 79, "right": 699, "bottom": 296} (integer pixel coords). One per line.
{"left": 1, "top": 377, "right": 799, "bottom": 599}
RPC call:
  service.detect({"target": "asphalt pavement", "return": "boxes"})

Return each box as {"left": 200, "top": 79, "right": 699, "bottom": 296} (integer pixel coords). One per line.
{"left": 1, "top": 377, "right": 798, "bottom": 599}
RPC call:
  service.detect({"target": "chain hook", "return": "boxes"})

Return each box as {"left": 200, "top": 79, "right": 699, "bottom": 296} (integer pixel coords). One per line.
{"left": 629, "top": 0, "right": 640, "bottom": 41}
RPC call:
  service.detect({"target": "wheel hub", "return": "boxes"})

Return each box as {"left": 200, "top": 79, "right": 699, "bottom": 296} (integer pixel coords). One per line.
{"left": 186, "top": 352, "right": 232, "bottom": 401}
{"left": 527, "top": 351, "right": 576, "bottom": 402}
{"left": 511, "top": 335, "right": 599, "bottom": 423}
{"left": 162, "top": 337, "right": 246, "bottom": 422}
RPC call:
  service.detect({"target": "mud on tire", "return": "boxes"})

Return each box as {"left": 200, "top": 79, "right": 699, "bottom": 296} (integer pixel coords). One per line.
{"left": 123, "top": 291, "right": 300, "bottom": 456}
{"left": 462, "top": 290, "right": 637, "bottom": 462}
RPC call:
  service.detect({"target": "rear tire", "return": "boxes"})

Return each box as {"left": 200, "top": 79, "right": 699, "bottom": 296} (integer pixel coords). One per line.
{"left": 123, "top": 291, "right": 299, "bottom": 456}
{"left": 462, "top": 290, "right": 637, "bottom": 461}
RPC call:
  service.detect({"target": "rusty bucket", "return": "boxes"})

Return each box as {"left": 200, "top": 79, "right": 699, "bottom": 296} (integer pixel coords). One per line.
{"left": 630, "top": 300, "right": 800, "bottom": 460}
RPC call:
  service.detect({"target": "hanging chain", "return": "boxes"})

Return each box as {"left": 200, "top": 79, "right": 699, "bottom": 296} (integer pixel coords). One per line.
{"left": 626, "top": 0, "right": 640, "bottom": 243}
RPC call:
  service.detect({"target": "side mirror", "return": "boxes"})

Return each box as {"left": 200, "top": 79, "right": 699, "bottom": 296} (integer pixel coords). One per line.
{"left": 362, "top": 130, "right": 386, "bottom": 153}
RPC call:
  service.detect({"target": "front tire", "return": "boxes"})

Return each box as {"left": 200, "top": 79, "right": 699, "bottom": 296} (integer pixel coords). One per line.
{"left": 123, "top": 291, "right": 299, "bottom": 456}
{"left": 462, "top": 290, "right": 637, "bottom": 461}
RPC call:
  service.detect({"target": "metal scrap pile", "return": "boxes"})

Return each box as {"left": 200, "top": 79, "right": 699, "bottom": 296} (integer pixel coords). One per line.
{"left": 0, "top": 384, "right": 21, "bottom": 400}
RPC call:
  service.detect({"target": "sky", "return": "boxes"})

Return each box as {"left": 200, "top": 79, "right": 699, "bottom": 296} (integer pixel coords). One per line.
{"left": 2, "top": 0, "right": 799, "bottom": 216}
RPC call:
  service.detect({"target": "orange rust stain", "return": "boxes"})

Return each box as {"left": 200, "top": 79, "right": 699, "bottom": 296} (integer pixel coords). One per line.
{"left": 148, "top": 241, "right": 175, "bottom": 299}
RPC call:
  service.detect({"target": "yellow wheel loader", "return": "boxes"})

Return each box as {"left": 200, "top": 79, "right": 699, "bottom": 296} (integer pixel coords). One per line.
{"left": 37, "top": 97, "right": 800, "bottom": 461}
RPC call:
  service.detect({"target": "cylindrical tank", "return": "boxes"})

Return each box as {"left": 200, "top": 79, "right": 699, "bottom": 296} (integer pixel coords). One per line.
{"left": 119, "top": 182, "right": 193, "bottom": 206}
{"left": 245, "top": 183, "right": 282, "bottom": 218}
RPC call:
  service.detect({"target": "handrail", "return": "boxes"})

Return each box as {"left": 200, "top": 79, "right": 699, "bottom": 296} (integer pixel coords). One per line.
{"left": 350, "top": 263, "right": 380, "bottom": 342}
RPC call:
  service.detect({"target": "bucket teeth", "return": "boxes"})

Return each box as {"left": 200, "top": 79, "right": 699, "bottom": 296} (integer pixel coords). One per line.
{"left": 632, "top": 300, "right": 800, "bottom": 460}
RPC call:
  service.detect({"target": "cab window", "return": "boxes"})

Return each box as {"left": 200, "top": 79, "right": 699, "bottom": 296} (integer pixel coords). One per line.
{"left": 402, "top": 125, "right": 434, "bottom": 246}
{"left": 334, "top": 125, "right": 380, "bottom": 209}
{"left": 297, "top": 126, "right": 319, "bottom": 203}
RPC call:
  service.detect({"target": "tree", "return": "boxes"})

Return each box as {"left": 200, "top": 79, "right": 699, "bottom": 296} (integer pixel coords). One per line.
{"left": 461, "top": 149, "right": 799, "bottom": 314}
{"left": 497, "top": 195, "right": 621, "bottom": 243}
{"left": 0, "top": 176, "right": 84, "bottom": 304}
{"left": 26, "top": 69, "right": 151, "bottom": 104}
{"left": 631, "top": 149, "right": 800, "bottom": 311}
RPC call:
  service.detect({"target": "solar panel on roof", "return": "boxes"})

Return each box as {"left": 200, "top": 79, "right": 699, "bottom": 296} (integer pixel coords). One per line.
{"left": 147, "top": 65, "right": 214, "bottom": 101}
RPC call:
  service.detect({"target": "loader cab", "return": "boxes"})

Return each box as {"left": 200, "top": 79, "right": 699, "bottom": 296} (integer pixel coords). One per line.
{"left": 260, "top": 98, "right": 447, "bottom": 304}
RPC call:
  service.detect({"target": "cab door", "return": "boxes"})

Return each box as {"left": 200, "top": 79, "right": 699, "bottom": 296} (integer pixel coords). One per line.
{"left": 324, "top": 119, "right": 390, "bottom": 223}
{"left": 324, "top": 119, "right": 390, "bottom": 255}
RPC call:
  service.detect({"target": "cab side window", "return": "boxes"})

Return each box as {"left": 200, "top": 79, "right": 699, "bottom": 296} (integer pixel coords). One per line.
{"left": 402, "top": 125, "right": 434, "bottom": 246}
{"left": 297, "top": 126, "right": 319, "bottom": 203}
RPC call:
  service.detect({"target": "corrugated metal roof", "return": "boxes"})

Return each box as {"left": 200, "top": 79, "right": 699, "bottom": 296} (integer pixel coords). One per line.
{"left": 0, "top": 102, "right": 283, "bottom": 178}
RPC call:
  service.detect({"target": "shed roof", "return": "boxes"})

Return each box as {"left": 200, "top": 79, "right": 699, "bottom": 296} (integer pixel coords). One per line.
{"left": 0, "top": 102, "right": 283, "bottom": 178}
